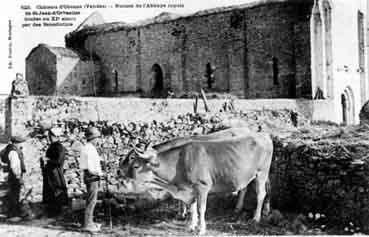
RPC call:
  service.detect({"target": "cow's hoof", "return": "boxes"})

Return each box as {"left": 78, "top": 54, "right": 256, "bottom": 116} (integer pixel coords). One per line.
{"left": 252, "top": 216, "right": 261, "bottom": 223}
{"left": 234, "top": 207, "right": 242, "bottom": 213}
{"left": 177, "top": 214, "right": 186, "bottom": 221}
{"left": 198, "top": 229, "right": 206, "bottom": 235}
{"left": 188, "top": 223, "right": 197, "bottom": 232}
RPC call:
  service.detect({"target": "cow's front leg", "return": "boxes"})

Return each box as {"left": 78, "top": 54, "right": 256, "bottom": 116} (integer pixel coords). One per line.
{"left": 188, "top": 200, "right": 198, "bottom": 231}
{"left": 180, "top": 202, "right": 187, "bottom": 219}
{"left": 197, "top": 187, "right": 210, "bottom": 235}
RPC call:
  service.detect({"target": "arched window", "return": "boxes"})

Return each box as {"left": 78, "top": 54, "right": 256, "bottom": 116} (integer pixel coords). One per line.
{"left": 151, "top": 64, "right": 164, "bottom": 97}
{"left": 341, "top": 87, "right": 355, "bottom": 125}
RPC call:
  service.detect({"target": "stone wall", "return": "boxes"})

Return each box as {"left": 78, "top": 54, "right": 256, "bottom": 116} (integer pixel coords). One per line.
{"left": 81, "top": 1, "right": 313, "bottom": 98}
{"left": 26, "top": 46, "right": 57, "bottom": 95}
{"left": 57, "top": 59, "right": 101, "bottom": 96}
{"left": 0, "top": 96, "right": 8, "bottom": 142}
{"left": 6, "top": 96, "right": 338, "bottom": 137}
{"left": 26, "top": 44, "right": 101, "bottom": 97}
{"left": 4, "top": 102, "right": 369, "bottom": 232}
{"left": 271, "top": 126, "right": 369, "bottom": 232}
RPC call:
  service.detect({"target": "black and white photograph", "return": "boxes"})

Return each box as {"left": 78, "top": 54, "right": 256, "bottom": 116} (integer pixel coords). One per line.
{"left": 0, "top": 0, "right": 369, "bottom": 235}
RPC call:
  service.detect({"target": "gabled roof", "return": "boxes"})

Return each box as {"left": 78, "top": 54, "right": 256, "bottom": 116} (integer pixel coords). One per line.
{"left": 67, "top": 0, "right": 313, "bottom": 38}
{"left": 75, "top": 11, "right": 105, "bottom": 31}
{"left": 26, "top": 44, "right": 80, "bottom": 59}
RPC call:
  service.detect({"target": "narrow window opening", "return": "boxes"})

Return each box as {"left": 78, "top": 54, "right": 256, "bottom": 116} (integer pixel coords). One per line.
{"left": 205, "top": 62, "right": 215, "bottom": 89}
{"left": 114, "top": 70, "right": 118, "bottom": 93}
{"left": 341, "top": 94, "right": 347, "bottom": 125}
{"left": 272, "top": 57, "right": 279, "bottom": 86}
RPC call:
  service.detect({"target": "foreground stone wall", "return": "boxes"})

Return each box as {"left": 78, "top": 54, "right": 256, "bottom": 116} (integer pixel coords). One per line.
{"left": 271, "top": 127, "right": 369, "bottom": 232}
{"left": 5, "top": 110, "right": 369, "bottom": 232}
{"left": 3, "top": 95, "right": 369, "bottom": 231}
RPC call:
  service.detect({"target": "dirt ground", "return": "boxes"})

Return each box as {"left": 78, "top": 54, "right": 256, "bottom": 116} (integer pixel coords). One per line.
{"left": 0, "top": 195, "right": 340, "bottom": 236}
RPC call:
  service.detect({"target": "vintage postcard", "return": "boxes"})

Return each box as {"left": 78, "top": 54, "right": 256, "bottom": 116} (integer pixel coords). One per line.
{"left": 0, "top": 0, "right": 368, "bottom": 236}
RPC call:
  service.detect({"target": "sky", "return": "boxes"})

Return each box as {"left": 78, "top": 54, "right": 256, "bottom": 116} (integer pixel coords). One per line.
{"left": 0, "top": 0, "right": 255, "bottom": 94}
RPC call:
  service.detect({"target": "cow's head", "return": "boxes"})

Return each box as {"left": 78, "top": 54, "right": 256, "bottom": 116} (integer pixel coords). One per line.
{"left": 117, "top": 144, "right": 160, "bottom": 194}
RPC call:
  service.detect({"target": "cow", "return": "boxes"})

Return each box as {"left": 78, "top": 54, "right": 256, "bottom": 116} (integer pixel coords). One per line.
{"left": 146, "top": 127, "right": 253, "bottom": 215}
{"left": 119, "top": 130, "right": 273, "bottom": 235}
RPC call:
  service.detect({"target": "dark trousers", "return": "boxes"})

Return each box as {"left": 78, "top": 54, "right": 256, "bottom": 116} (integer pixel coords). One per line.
{"left": 7, "top": 177, "right": 21, "bottom": 217}
{"left": 84, "top": 180, "right": 99, "bottom": 227}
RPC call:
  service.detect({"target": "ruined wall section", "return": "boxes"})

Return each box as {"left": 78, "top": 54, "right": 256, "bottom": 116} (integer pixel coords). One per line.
{"left": 138, "top": 21, "right": 182, "bottom": 94}
{"left": 246, "top": 3, "right": 312, "bottom": 98}
{"left": 79, "top": 2, "right": 312, "bottom": 98}
{"left": 85, "top": 30, "right": 139, "bottom": 96}
{"left": 293, "top": 2, "right": 313, "bottom": 98}
{"left": 180, "top": 11, "right": 245, "bottom": 95}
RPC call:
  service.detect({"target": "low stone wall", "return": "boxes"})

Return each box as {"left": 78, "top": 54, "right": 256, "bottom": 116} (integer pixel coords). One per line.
{"left": 7, "top": 96, "right": 337, "bottom": 137}
{"left": 271, "top": 126, "right": 369, "bottom": 232}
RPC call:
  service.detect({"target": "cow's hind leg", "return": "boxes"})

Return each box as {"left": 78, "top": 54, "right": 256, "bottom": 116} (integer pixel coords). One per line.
{"left": 196, "top": 186, "right": 210, "bottom": 235}
{"left": 179, "top": 201, "right": 188, "bottom": 220}
{"left": 262, "top": 178, "right": 271, "bottom": 216}
{"left": 253, "top": 172, "right": 268, "bottom": 222}
{"left": 234, "top": 188, "right": 247, "bottom": 213}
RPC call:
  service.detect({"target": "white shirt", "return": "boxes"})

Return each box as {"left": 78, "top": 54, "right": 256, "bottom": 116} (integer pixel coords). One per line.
{"left": 80, "top": 142, "right": 103, "bottom": 176}
{"left": 8, "top": 151, "right": 21, "bottom": 178}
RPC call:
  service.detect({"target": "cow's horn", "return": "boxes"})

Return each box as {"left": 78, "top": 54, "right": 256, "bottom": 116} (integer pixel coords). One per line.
{"left": 135, "top": 149, "right": 152, "bottom": 160}
{"left": 132, "top": 145, "right": 145, "bottom": 154}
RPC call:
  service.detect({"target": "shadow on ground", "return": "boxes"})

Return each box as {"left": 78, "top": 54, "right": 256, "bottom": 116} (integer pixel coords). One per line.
{"left": 0, "top": 194, "right": 350, "bottom": 236}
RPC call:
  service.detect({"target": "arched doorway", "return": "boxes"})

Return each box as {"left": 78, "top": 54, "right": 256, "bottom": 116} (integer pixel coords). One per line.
{"left": 151, "top": 64, "right": 164, "bottom": 97}
{"left": 341, "top": 87, "right": 355, "bottom": 125}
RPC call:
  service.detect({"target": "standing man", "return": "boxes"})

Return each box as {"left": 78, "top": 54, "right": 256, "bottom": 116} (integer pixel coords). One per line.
{"left": 40, "top": 128, "right": 68, "bottom": 217}
{"left": 80, "top": 127, "right": 103, "bottom": 232}
{"left": 0, "top": 136, "right": 27, "bottom": 219}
